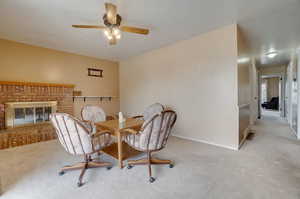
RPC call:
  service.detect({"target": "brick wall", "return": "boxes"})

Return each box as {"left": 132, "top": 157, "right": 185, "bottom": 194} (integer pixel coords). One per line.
{"left": 0, "top": 83, "right": 74, "bottom": 130}
{"left": 0, "top": 123, "right": 56, "bottom": 150}
{"left": 0, "top": 104, "right": 4, "bottom": 131}
{"left": 0, "top": 82, "right": 74, "bottom": 149}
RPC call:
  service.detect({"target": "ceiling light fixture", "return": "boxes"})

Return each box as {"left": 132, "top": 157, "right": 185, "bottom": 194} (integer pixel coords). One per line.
{"left": 116, "top": 34, "right": 121, "bottom": 39}
{"left": 107, "top": 35, "right": 113, "bottom": 40}
{"left": 238, "top": 57, "right": 250, "bottom": 64}
{"left": 266, "top": 51, "right": 277, "bottom": 58}
{"left": 104, "top": 29, "right": 110, "bottom": 37}
{"left": 112, "top": 27, "right": 120, "bottom": 36}
{"left": 72, "top": 2, "right": 150, "bottom": 45}
{"left": 103, "top": 26, "right": 121, "bottom": 41}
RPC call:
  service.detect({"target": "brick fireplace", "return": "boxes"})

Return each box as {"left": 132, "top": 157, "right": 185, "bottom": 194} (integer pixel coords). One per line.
{"left": 0, "top": 81, "right": 74, "bottom": 149}
{"left": 5, "top": 101, "right": 58, "bottom": 128}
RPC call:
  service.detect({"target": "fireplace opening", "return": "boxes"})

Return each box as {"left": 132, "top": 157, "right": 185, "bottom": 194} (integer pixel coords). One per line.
{"left": 5, "top": 101, "right": 57, "bottom": 128}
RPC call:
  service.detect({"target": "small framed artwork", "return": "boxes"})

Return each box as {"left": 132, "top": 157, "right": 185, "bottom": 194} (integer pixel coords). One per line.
{"left": 88, "top": 68, "right": 103, "bottom": 77}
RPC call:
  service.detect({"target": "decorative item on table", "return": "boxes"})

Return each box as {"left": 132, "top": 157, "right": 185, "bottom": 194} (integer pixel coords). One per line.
{"left": 118, "top": 112, "right": 125, "bottom": 123}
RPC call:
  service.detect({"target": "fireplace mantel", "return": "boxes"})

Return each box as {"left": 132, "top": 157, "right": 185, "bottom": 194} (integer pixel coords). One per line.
{"left": 5, "top": 101, "right": 57, "bottom": 108}
{"left": 0, "top": 81, "right": 75, "bottom": 88}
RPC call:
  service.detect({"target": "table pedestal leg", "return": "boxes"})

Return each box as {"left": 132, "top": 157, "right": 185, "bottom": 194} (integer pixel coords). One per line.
{"left": 117, "top": 130, "right": 123, "bottom": 168}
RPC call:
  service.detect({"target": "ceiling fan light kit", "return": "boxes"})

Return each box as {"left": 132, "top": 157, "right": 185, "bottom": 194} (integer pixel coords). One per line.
{"left": 103, "top": 13, "right": 122, "bottom": 42}
{"left": 72, "top": 2, "right": 150, "bottom": 45}
{"left": 104, "top": 27, "right": 121, "bottom": 41}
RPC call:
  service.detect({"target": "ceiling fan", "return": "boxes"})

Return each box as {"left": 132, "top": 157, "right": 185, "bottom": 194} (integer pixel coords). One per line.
{"left": 72, "top": 2, "right": 150, "bottom": 45}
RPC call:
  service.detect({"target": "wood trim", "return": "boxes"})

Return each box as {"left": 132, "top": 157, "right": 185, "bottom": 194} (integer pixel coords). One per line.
{"left": 0, "top": 81, "right": 75, "bottom": 88}
{"left": 101, "top": 142, "right": 143, "bottom": 161}
{"left": 238, "top": 127, "right": 250, "bottom": 149}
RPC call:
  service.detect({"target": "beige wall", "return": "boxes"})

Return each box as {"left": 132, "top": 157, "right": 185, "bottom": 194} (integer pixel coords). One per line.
{"left": 237, "top": 26, "right": 251, "bottom": 145}
{"left": 120, "top": 24, "right": 239, "bottom": 150}
{"left": 237, "top": 27, "right": 251, "bottom": 106}
{"left": 0, "top": 39, "right": 119, "bottom": 118}
{"left": 250, "top": 60, "right": 259, "bottom": 125}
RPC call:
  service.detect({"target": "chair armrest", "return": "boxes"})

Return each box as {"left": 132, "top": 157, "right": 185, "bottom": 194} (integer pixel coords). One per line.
{"left": 91, "top": 130, "right": 113, "bottom": 138}
{"left": 106, "top": 115, "right": 118, "bottom": 121}
{"left": 82, "top": 120, "right": 92, "bottom": 124}
{"left": 120, "top": 128, "right": 140, "bottom": 135}
{"left": 132, "top": 115, "right": 143, "bottom": 119}
{"left": 81, "top": 120, "right": 94, "bottom": 132}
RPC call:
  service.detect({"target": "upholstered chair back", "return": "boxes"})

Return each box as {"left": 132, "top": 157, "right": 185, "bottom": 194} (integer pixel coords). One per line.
{"left": 81, "top": 105, "right": 106, "bottom": 123}
{"left": 127, "top": 110, "right": 177, "bottom": 151}
{"left": 50, "top": 113, "right": 93, "bottom": 155}
{"left": 142, "top": 103, "right": 164, "bottom": 121}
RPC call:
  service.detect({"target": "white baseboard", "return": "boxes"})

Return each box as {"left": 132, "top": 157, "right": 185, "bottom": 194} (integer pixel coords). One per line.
{"left": 172, "top": 134, "right": 238, "bottom": 151}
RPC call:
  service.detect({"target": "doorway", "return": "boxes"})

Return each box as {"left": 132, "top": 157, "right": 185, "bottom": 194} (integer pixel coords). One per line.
{"left": 260, "top": 75, "right": 282, "bottom": 118}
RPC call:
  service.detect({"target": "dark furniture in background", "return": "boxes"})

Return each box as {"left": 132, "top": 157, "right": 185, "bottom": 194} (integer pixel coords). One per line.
{"left": 261, "top": 97, "right": 279, "bottom": 110}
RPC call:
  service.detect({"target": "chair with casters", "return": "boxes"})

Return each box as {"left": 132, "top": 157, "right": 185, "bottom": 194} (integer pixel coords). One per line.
{"left": 133, "top": 103, "right": 164, "bottom": 121}
{"left": 50, "top": 113, "right": 113, "bottom": 187}
{"left": 81, "top": 105, "right": 117, "bottom": 132}
{"left": 123, "top": 110, "right": 177, "bottom": 183}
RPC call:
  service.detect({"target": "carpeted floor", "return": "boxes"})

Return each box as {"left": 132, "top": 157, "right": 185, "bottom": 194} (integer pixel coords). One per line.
{"left": 0, "top": 115, "right": 300, "bottom": 199}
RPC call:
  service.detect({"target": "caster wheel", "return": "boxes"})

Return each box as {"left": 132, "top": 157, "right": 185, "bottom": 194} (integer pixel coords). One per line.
{"left": 169, "top": 164, "right": 174, "bottom": 168}
{"left": 106, "top": 166, "right": 112, "bottom": 170}
{"left": 59, "top": 171, "right": 65, "bottom": 176}
{"left": 77, "top": 182, "right": 83, "bottom": 187}
{"left": 127, "top": 165, "right": 133, "bottom": 169}
{"left": 149, "top": 177, "right": 156, "bottom": 183}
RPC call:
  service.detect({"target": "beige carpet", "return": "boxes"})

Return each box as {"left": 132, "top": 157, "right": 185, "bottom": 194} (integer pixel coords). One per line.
{"left": 1, "top": 115, "right": 300, "bottom": 199}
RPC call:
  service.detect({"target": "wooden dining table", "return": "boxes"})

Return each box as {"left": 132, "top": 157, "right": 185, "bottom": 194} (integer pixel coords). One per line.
{"left": 95, "top": 118, "right": 144, "bottom": 168}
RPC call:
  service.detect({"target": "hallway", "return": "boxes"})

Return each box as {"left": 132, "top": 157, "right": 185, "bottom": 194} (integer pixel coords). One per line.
{"left": 244, "top": 113, "right": 299, "bottom": 163}
{"left": 238, "top": 114, "right": 300, "bottom": 198}
{"left": 259, "top": 110, "right": 295, "bottom": 139}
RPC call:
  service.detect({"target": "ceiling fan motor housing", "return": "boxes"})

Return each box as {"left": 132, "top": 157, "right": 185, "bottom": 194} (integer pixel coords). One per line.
{"left": 103, "top": 14, "right": 122, "bottom": 27}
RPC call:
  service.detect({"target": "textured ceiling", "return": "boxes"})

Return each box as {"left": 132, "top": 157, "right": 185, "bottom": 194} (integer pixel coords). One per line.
{"left": 0, "top": 0, "right": 299, "bottom": 64}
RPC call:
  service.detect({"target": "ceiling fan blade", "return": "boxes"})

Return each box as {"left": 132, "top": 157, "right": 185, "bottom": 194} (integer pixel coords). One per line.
{"left": 109, "top": 37, "right": 117, "bottom": 45}
{"left": 120, "top": 26, "right": 149, "bottom": 35}
{"left": 72, "top": 25, "right": 106, "bottom": 29}
{"left": 105, "top": 3, "right": 117, "bottom": 24}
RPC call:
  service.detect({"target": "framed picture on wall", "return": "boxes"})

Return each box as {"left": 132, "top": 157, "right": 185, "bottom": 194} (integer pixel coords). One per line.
{"left": 88, "top": 68, "right": 103, "bottom": 77}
